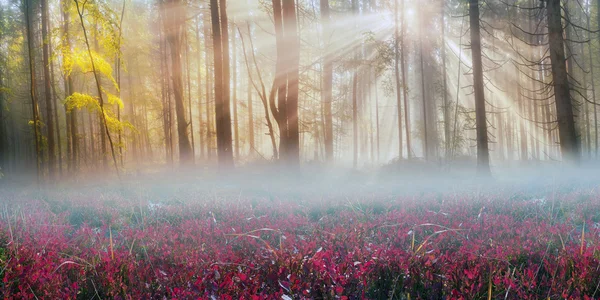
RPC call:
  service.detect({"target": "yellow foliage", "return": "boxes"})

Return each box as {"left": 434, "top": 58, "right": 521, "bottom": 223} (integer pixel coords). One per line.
{"left": 104, "top": 90, "right": 124, "bottom": 109}
{"left": 65, "top": 92, "right": 134, "bottom": 135}
{"left": 64, "top": 49, "right": 118, "bottom": 90}
{"left": 64, "top": 92, "right": 99, "bottom": 112}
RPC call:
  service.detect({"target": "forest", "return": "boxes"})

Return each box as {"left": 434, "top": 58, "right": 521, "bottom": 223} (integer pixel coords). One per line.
{"left": 1, "top": 0, "right": 600, "bottom": 298}
{"left": 0, "top": 0, "right": 597, "bottom": 178}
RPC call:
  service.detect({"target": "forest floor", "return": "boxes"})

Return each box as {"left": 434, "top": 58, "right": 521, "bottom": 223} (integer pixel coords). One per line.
{"left": 1, "top": 166, "right": 600, "bottom": 299}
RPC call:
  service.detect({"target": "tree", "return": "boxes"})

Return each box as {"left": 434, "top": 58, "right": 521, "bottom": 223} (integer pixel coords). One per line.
{"left": 239, "top": 23, "right": 278, "bottom": 159}
{"left": 210, "top": 0, "right": 234, "bottom": 166}
{"left": 469, "top": 0, "right": 490, "bottom": 175}
{"left": 72, "top": 0, "right": 121, "bottom": 178}
{"left": 270, "top": 0, "right": 300, "bottom": 165}
{"left": 162, "top": 0, "right": 193, "bottom": 164}
{"left": 394, "top": 0, "right": 403, "bottom": 160}
{"left": 41, "top": 0, "right": 56, "bottom": 177}
{"left": 400, "top": 0, "right": 411, "bottom": 159}
{"left": 24, "top": 0, "right": 41, "bottom": 181}
{"left": 196, "top": 16, "right": 205, "bottom": 160}
{"left": 418, "top": 3, "right": 428, "bottom": 160}
{"left": 546, "top": 0, "right": 578, "bottom": 163}
{"left": 320, "top": 0, "right": 333, "bottom": 162}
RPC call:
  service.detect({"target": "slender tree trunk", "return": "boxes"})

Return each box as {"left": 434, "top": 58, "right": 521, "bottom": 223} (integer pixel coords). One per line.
{"left": 0, "top": 8, "right": 5, "bottom": 173}
{"left": 196, "top": 17, "right": 205, "bottom": 160}
{"left": 45, "top": 12, "right": 63, "bottom": 176}
{"left": 419, "top": 5, "right": 428, "bottom": 160}
{"left": 90, "top": 22, "right": 108, "bottom": 171}
{"left": 41, "top": 0, "right": 56, "bottom": 178}
{"left": 239, "top": 24, "right": 277, "bottom": 158}
{"left": 232, "top": 22, "right": 240, "bottom": 160}
{"left": 159, "top": 19, "right": 173, "bottom": 166}
{"left": 547, "top": 0, "right": 579, "bottom": 163}
{"left": 469, "top": 0, "right": 490, "bottom": 175}
{"left": 211, "top": 0, "right": 234, "bottom": 166}
{"left": 25, "top": 0, "right": 41, "bottom": 181}
{"left": 163, "top": 0, "right": 193, "bottom": 164}
{"left": 394, "top": 0, "right": 403, "bottom": 159}
{"left": 115, "top": 0, "right": 126, "bottom": 168}
{"left": 320, "top": 0, "right": 334, "bottom": 162}
{"left": 204, "top": 15, "right": 213, "bottom": 160}
{"left": 74, "top": 0, "right": 120, "bottom": 178}
{"left": 588, "top": 12, "right": 599, "bottom": 158}
{"left": 63, "top": 0, "right": 77, "bottom": 172}
{"left": 247, "top": 75, "right": 255, "bottom": 155}
{"left": 271, "top": 0, "right": 288, "bottom": 161}
{"left": 185, "top": 24, "right": 195, "bottom": 162}
{"left": 285, "top": 1, "right": 300, "bottom": 165}
{"left": 400, "top": 0, "right": 411, "bottom": 159}
{"left": 441, "top": 0, "right": 450, "bottom": 159}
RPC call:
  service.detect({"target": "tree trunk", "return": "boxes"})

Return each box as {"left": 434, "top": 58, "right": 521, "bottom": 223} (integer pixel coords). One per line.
{"left": 74, "top": 0, "right": 121, "bottom": 178}
{"left": 196, "top": 17, "right": 205, "bottom": 160}
{"left": 469, "top": 0, "right": 490, "bottom": 175}
{"left": 400, "top": 0, "right": 411, "bottom": 159}
{"left": 547, "top": 0, "right": 579, "bottom": 163}
{"left": 63, "top": 0, "right": 78, "bottom": 172}
{"left": 163, "top": 0, "right": 193, "bottom": 164}
{"left": 41, "top": 0, "right": 56, "bottom": 178}
{"left": 320, "top": 0, "right": 334, "bottom": 162}
{"left": 203, "top": 15, "right": 213, "bottom": 160}
{"left": 185, "top": 24, "right": 195, "bottom": 162}
{"left": 232, "top": 22, "right": 240, "bottom": 160}
{"left": 587, "top": 12, "right": 598, "bottom": 157}
{"left": 283, "top": 0, "right": 300, "bottom": 165}
{"left": 210, "top": 0, "right": 234, "bottom": 167}
{"left": 25, "top": 0, "right": 41, "bottom": 181}
{"left": 419, "top": 4, "right": 428, "bottom": 160}
{"left": 441, "top": 0, "right": 450, "bottom": 159}
{"left": 271, "top": 0, "right": 288, "bottom": 161}
{"left": 0, "top": 7, "right": 5, "bottom": 173}
{"left": 247, "top": 75, "right": 255, "bottom": 155}
{"left": 159, "top": 15, "right": 173, "bottom": 166}
{"left": 394, "top": 0, "right": 403, "bottom": 160}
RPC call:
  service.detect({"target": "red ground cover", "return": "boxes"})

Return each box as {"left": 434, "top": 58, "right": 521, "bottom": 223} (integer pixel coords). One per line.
{"left": 1, "top": 186, "right": 600, "bottom": 299}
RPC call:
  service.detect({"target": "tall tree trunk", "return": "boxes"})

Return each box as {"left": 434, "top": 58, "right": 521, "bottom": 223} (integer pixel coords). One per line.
{"left": 210, "top": 0, "right": 234, "bottom": 166}
{"left": 547, "top": 0, "right": 579, "bottom": 163}
{"left": 185, "top": 24, "right": 195, "bottom": 162}
{"left": 204, "top": 15, "right": 213, "bottom": 160}
{"left": 394, "top": 0, "right": 403, "bottom": 159}
{"left": 41, "top": 0, "right": 56, "bottom": 178}
{"left": 375, "top": 79, "right": 380, "bottom": 163}
{"left": 469, "top": 0, "right": 490, "bottom": 175}
{"left": 418, "top": 4, "right": 428, "bottom": 160}
{"left": 116, "top": 0, "right": 126, "bottom": 168}
{"left": 74, "top": 0, "right": 120, "bottom": 178}
{"left": 588, "top": 11, "right": 598, "bottom": 157}
{"left": 320, "top": 0, "right": 334, "bottom": 162}
{"left": 196, "top": 17, "right": 205, "bottom": 160}
{"left": 159, "top": 20, "right": 173, "bottom": 166}
{"left": 48, "top": 24, "right": 62, "bottom": 176}
{"left": 352, "top": 0, "right": 358, "bottom": 168}
{"left": 25, "top": 0, "right": 41, "bottom": 181}
{"left": 163, "top": 0, "right": 193, "bottom": 164}
{"left": 271, "top": 0, "right": 288, "bottom": 161}
{"left": 400, "top": 0, "right": 411, "bottom": 159}
{"left": 63, "top": 0, "right": 77, "bottom": 172}
{"left": 283, "top": 0, "right": 300, "bottom": 165}
{"left": 232, "top": 22, "right": 240, "bottom": 160}
{"left": 238, "top": 23, "right": 277, "bottom": 158}
{"left": 0, "top": 7, "right": 5, "bottom": 174}
{"left": 247, "top": 74, "right": 255, "bottom": 155}
{"left": 441, "top": 0, "right": 450, "bottom": 159}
